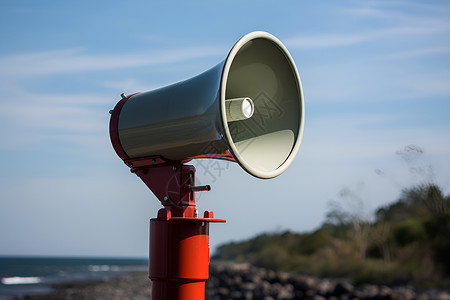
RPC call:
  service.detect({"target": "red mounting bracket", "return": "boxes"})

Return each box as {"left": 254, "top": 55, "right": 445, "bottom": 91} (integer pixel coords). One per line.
{"left": 125, "top": 155, "right": 225, "bottom": 222}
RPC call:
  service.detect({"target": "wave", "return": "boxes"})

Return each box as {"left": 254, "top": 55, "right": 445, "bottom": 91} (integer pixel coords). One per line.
{"left": 88, "top": 264, "right": 119, "bottom": 272}
{"left": 1, "top": 276, "right": 41, "bottom": 285}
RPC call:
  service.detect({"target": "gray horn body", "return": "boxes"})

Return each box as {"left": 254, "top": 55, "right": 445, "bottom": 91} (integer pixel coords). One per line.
{"left": 110, "top": 31, "right": 305, "bottom": 179}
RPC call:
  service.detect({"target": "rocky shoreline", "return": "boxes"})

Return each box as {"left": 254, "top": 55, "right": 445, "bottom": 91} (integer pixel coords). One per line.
{"left": 206, "top": 262, "right": 450, "bottom": 300}
{"left": 15, "top": 262, "right": 450, "bottom": 300}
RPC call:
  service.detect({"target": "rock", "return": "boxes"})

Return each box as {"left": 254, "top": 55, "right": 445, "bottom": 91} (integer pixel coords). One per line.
{"left": 333, "top": 281, "right": 354, "bottom": 297}
{"left": 360, "top": 284, "right": 380, "bottom": 298}
{"left": 318, "top": 279, "right": 335, "bottom": 296}
{"left": 417, "top": 292, "right": 430, "bottom": 300}
{"left": 439, "top": 291, "right": 450, "bottom": 300}
{"left": 392, "top": 286, "right": 416, "bottom": 300}
{"left": 379, "top": 285, "right": 393, "bottom": 297}
{"left": 288, "top": 273, "right": 319, "bottom": 291}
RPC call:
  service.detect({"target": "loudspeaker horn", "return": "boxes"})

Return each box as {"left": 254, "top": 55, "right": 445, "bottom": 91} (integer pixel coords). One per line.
{"left": 110, "top": 31, "right": 304, "bottom": 179}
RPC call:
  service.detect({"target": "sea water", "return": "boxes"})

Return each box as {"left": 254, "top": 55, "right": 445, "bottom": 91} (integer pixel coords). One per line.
{"left": 0, "top": 257, "right": 148, "bottom": 299}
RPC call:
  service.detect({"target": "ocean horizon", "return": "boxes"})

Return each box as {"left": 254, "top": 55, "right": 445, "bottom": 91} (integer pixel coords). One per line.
{"left": 0, "top": 256, "right": 148, "bottom": 299}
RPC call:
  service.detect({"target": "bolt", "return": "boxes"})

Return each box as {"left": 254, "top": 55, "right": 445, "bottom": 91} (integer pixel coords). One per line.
{"left": 120, "top": 93, "right": 127, "bottom": 99}
{"left": 194, "top": 209, "right": 199, "bottom": 218}
{"left": 164, "top": 196, "right": 169, "bottom": 201}
{"left": 109, "top": 109, "right": 114, "bottom": 114}
{"left": 172, "top": 166, "right": 177, "bottom": 171}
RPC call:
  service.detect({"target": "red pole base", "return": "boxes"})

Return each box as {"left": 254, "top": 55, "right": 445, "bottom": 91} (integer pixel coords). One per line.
{"left": 152, "top": 280, "right": 206, "bottom": 300}
{"left": 149, "top": 218, "right": 211, "bottom": 300}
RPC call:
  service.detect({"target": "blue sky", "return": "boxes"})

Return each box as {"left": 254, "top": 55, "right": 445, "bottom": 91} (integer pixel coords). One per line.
{"left": 1, "top": 1, "right": 449, "bottom": 258}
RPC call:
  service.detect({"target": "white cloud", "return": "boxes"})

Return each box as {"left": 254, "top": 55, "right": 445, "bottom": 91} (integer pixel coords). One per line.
{"left": 392, "top": 69, "right": 450, "bottom": 99}
{"left": 286, "top": 1, "right": 450, "bottom": 50}
{"left": 285, "top": 33, "right": 368, "bottom": 49}
{"left": 302, "top": 55, "right": 450, "bottom": 103}
{"left": 0, "top": 45, "right": 224, "bottom": 79}
{"left": 285, "top": 24, "right": 449, "bottom": 50}
{"left": 100, "top": 78, "right": 162, "bottom": 94}
{"left": 0, "top": 89, "right": 110, "bottom": 149}
{"left": 342, "top": 1, "right": 450, "bottom": 24}
{"left": 376, "top": 46, "right": 450, "bottom": 60}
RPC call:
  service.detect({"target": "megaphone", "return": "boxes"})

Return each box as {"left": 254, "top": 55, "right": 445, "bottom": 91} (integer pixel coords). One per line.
{"left": 110, "top": 31, "right": 304, "bottom": 179}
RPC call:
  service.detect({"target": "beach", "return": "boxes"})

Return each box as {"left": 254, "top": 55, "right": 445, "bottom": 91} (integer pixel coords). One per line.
{"left": 14, "top": 272, "right": 151, "bottom": 300}
{"left": 13, "top": 262, "right": 450, "bottom": 300}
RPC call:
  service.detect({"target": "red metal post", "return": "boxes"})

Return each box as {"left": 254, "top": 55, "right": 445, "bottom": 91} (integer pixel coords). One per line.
{"left": 150, "top": 212, "right": 212, "bottom": 300}
{"left": 126, "top": 157, "right": 225, "bottom": 300}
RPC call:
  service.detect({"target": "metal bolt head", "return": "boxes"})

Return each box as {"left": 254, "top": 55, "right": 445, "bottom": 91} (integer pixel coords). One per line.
{"left": 164, "top": 196, "right": 169, "bottom": 201}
